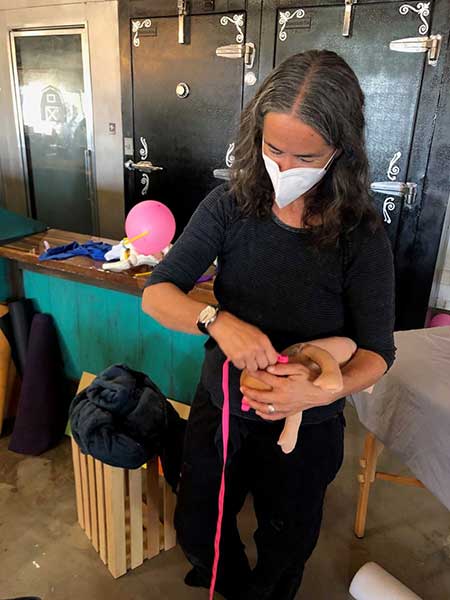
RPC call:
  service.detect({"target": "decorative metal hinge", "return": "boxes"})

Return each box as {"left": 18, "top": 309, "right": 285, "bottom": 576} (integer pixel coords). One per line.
{"left": 387, "top": 151, "right": 402, "bottom": 181}
{"left": 343, "top": 0, "right": 357, "bottom": 37}
{"left": 279, "top": 10, "right": 306, "bottom": 42}
{"left": 132, "top": 19, "right": 152, "bottom": 48}
{"left": 220, "top": 14, "right": 245, "bottom": 43}
{"left": 399, "top": 3, "right": 430, "bottom": 36}
{"left": 216, "top": 42, "right": 256, "bottom": 69}
{"left": 370, "top": 181, "right": 417, "bottom": 206}
{"left": 390, "top": 34, "right": 442, "bottom": 66}
{"left": 226, "top": 143, "right": 235, "bottom": 168}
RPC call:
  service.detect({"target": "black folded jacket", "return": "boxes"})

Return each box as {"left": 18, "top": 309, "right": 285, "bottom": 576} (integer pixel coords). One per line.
{"left": 69, "top": 364, "right": 186, "bottom": 492}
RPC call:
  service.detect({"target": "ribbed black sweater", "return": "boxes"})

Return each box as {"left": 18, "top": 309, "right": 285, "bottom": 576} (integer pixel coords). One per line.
{"left": 145, "top": 184, "right": 396, "bottom": 424}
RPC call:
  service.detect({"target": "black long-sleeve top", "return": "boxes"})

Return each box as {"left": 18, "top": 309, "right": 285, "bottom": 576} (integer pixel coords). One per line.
{"left": 145, "top": 184, "right": 396, "bottom": 424}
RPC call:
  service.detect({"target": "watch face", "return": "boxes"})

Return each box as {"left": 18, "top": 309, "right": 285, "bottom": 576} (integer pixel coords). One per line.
{"left": 199, "top": 305, "right": 217, "bottom": 323}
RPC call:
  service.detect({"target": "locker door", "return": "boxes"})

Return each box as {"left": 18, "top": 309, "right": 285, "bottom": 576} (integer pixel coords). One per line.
{"left": 129, "top": 10, "right": 249, "bottom": 235}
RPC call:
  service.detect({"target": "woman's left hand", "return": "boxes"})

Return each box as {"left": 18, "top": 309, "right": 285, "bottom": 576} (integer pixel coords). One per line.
{"left": 240, "top": 362, "right": 336, "bottom": 421}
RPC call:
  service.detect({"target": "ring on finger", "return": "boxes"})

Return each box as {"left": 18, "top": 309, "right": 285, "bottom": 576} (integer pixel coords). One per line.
{"left": 267, "top": 403, "right": 276, "bottom": 414}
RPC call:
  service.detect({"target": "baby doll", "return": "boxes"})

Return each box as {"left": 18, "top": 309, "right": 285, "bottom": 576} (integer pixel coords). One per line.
{"left": 241, "top": 336, "right": 373, "bottom": 453}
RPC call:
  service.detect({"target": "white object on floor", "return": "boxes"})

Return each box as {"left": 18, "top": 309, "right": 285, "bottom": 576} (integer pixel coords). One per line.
{"left": 349, "top": 562, "right": 422, "bottom": 600}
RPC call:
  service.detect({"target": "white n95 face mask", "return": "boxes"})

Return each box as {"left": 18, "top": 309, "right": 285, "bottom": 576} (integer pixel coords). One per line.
{"left": 262, "top": 148, "right": 336, "bottom": 209}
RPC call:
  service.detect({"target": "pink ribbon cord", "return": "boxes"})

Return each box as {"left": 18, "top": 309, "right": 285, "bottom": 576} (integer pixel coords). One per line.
{"left": 209, "top": 358, "right": 231, "bottom": 600}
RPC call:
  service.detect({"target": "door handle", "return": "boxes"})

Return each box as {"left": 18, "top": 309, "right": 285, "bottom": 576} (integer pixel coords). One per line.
{"left": 213, "top": 168, "right": 231, "bottom": 181}
{"left": 370, "top": 181, "right": 417, "bottom": 205}
{"left": 216, "top": 42, "right": 256, "bottom": 69}
{"left": 124, "top": 160, "right": 164, "bottom": 173}
{"left": 84, "top": 149, "right": 95, "bottom": 205}
{"left": 389, "top": 35, "right": 442, "bottom": 66}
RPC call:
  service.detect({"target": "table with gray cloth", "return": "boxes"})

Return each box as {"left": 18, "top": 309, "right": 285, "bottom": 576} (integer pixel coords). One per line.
{"left": 349, "top": 326, "right": 450, "bottom": 510}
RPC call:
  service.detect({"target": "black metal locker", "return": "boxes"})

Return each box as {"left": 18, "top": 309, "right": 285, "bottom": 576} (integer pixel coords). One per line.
{"left": 119, "top": 0, "right": 450, "bottom": 329}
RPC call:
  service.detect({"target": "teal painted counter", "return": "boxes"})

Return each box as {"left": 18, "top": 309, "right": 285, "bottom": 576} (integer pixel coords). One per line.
{"left": 0, "top": 258, "right": 12, "bottom": 302}
{"left": 0, "top": 229, "right": 215, "bottom": 405}
{"left": 21, "top": 270, "right": 206, "bottom": 405}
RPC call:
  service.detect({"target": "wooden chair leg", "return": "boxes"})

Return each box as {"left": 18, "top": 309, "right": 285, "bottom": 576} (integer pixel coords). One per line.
{"left": 354, "top": 432, "right": 384, "bottom": 538}
{"left": 0, "top": 326, "right": 11, "bottom": 437}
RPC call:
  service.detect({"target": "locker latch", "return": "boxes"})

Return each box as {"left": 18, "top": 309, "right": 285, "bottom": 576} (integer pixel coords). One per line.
{"left": 342, "top": 0, "right": 357, "bottom": 37}
{"left": 370, "top": 181, "right": 417, "bottom": 206}
{"left": 216, "top": 42, "right": 256, "bottom": 69}
{"left": 124, "top": 160, "right": 164, "bottom": 174}
{"left": 178, "top": 0, "right": 189, "bottom": 44}
{"left": 213, "top": 169, "right": 231, "bottom": 181}
{"left": 390, "top": 35, "right": 442, "bottom": 66}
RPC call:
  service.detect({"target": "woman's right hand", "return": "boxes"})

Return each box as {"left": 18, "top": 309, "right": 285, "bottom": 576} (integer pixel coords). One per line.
{"left": 207, "top": 311, "right": 279, "bottom": 372}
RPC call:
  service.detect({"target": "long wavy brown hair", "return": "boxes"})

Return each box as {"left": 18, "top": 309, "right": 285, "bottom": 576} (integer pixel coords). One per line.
{"left": 230, "top": 50, "right": 380, "bottom": 247}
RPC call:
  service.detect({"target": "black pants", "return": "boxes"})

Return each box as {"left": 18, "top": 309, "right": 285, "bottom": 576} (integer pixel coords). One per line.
{"left": 174, "top": 384, "right": 345, "bottom": 600}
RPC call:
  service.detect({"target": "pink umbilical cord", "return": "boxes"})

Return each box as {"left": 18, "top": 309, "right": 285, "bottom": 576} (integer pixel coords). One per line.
{"left": 209, "top": 358, "right": 231, "bottom": 600}
{"left": 210, "top": 355, "right": 290, "bottom": 598}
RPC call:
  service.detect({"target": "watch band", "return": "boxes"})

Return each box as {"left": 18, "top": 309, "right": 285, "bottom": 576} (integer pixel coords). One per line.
{"left": 196, "top": 304, "right": 219, "bottom": 334}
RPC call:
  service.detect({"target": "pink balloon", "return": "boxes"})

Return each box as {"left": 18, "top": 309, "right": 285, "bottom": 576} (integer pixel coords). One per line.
{"left": 125, "top": 200, "right": 176, "bottom": 255}
{"left": 429, "top": 313, "right": 450, "bottom": 328}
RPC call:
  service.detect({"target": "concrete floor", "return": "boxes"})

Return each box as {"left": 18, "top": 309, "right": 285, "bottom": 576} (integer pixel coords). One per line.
{"left": 0, "top": 405, "right": 449, "bottom": 600}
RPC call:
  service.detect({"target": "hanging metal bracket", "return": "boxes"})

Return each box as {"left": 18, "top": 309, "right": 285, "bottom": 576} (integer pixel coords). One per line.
{"left": 342, "top": 0, "right": 357, "bottom": 37}
{"left": 370, "top": 181, "right": 417, "bottom": 206}
{"left": 216, "top": 42, "right": 256, "bottom": 69}
{"left": 178, "top": 0, "right": 189, "bottom": 44}
{"left": 390, "top": 34, "right": 442, "bottom": 66}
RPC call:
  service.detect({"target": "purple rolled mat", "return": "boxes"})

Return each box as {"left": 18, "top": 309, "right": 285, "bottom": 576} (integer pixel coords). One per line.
{"left": 8, "top": 298, "right": 36, "bottom": 376}
{"left": 8, "top": 313, "right": 67, "bottom": 455}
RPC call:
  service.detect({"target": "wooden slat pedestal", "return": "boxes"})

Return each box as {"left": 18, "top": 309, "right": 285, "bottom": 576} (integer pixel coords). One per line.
{"left": 71, "top": 372, "right": 189, "bottom": 578}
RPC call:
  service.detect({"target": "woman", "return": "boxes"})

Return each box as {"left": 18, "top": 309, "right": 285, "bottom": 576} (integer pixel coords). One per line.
{"left": 142, "top": 50, "right": 395, "bottom": 599}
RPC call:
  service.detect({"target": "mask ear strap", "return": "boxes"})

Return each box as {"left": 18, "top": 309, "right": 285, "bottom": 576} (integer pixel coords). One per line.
{"left": 324, "top": 150, "right": 338, "bottom": 170}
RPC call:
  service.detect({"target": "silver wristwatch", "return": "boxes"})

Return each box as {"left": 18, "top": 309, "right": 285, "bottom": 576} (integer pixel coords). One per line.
{"left": 196, "top": 304, "right": 219, "bottom": 334}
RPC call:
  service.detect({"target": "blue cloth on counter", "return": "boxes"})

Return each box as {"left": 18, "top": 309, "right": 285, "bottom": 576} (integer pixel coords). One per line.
{"left": 38, "top": 241, "right": 112, "bottom": 262}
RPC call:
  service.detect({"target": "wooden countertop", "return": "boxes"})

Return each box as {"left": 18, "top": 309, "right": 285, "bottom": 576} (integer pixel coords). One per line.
{"left": 0, "top": 228, "right": 216, "bottom": 304}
